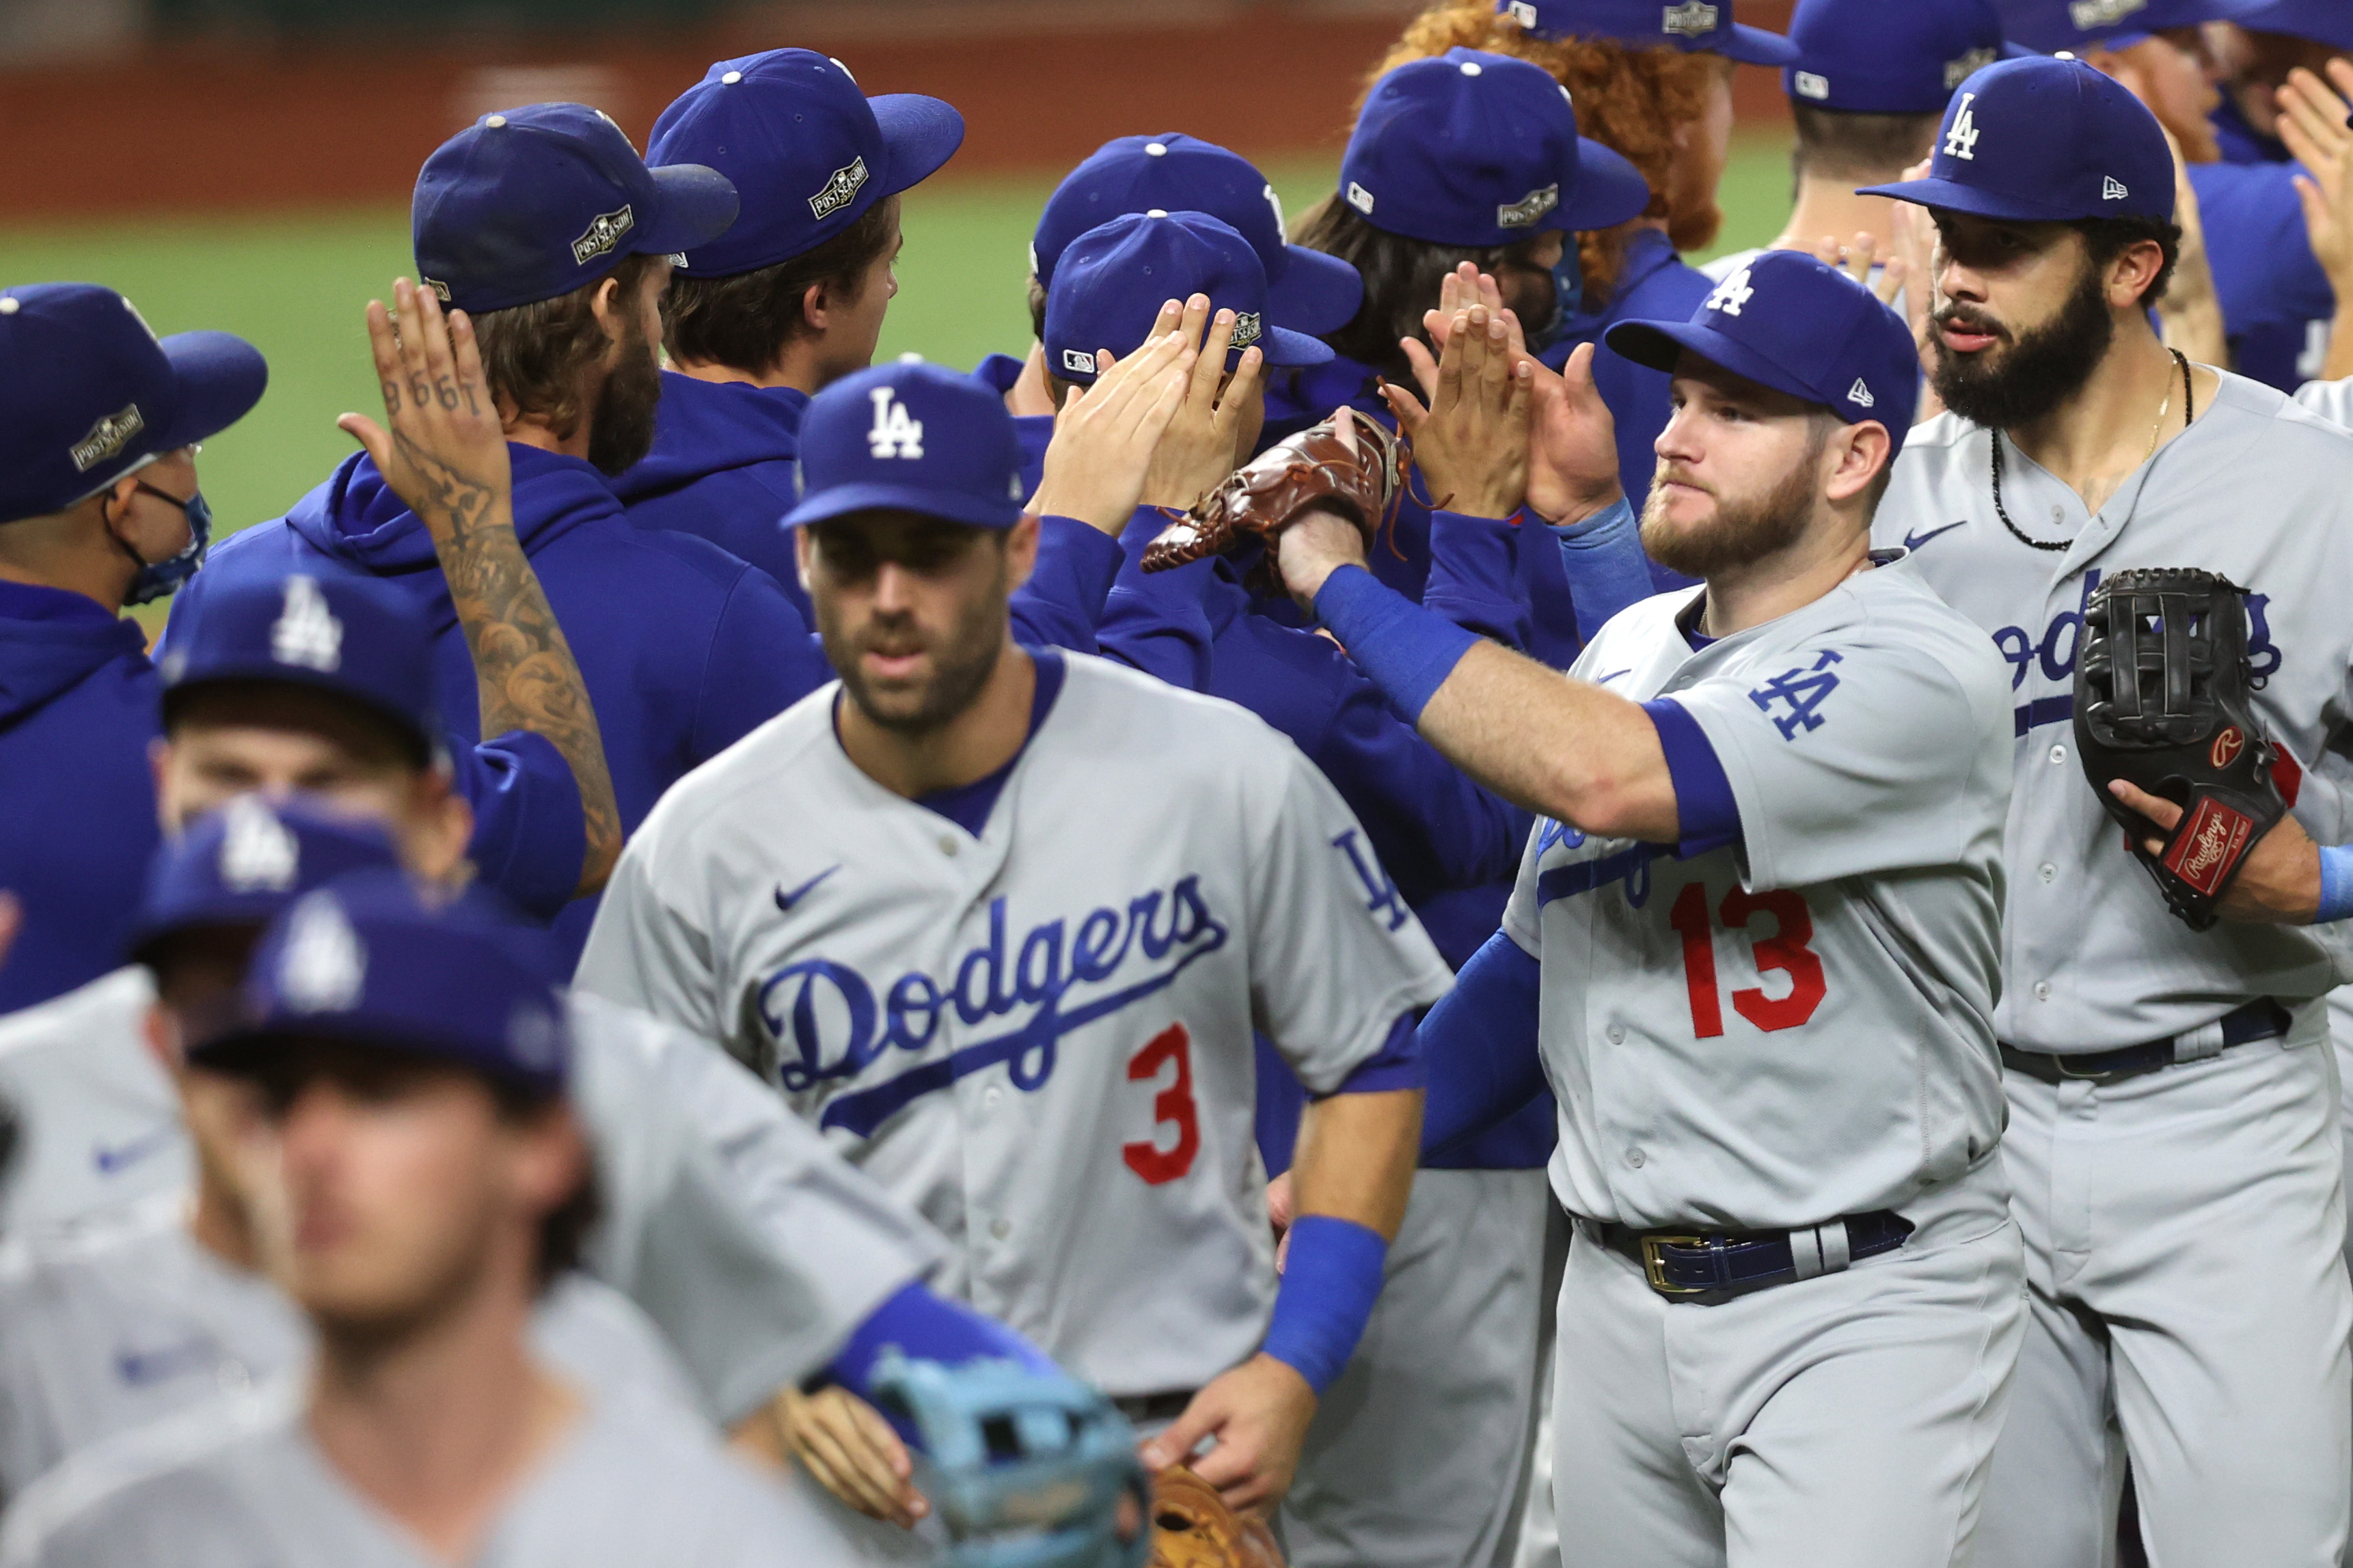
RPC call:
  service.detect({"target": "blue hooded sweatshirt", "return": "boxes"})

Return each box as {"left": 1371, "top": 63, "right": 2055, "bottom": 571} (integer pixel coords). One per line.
{"left": 168, "top": 445, "right": 830, "bottom": 963}
{"left": 610, "top": 371, "right": 814, "bottom": 622}
{"left": 2186, "top": 159, "right": 2337, "bottom": 394}
{"left": 0, "top": 583, "right": 161, "bottom": 1012}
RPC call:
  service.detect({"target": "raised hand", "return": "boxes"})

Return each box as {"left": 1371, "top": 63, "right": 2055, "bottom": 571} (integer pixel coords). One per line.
{"left": 1805, "top": 232, "right": 1910, "bottom": 311}
{"left": 2281, "top": 64, "right": 2353, "bottom": 299}
{"left": 1140, "top": 294, "right": 1266, "bottom": 512}
{"left": 1380, "top": 303, "right": 1532, "bottom": 521}
{"left": 337, "top": 281, "right": 621, "bottom": 896}
{"left": 1028, "top": 301, "right": 1195, "bottom": 535}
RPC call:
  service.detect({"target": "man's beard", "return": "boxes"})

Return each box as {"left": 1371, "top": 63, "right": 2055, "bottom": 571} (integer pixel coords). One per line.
{"left": 1931, "top": 262, "right": 2114, "bottom": 432}
{"left": 819, "top": 562, "right": 1012, "bottom": 737}
{"left": 1639, "top": 443, "right": 1819, "bottom": 580}
{"left": 586, "top": 316, "right": 664, "bottom": 476}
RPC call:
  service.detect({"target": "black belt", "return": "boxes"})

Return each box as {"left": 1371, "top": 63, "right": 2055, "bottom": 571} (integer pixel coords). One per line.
{"left": 1998, "top": 999, "right": 2292, "bottom": 1087}
{"left": 1112, "top": 1390, "right": 1196, "bottom": 1425}
{"left": 1596, "top": 1211, "right": 1914, "bottom": 1306}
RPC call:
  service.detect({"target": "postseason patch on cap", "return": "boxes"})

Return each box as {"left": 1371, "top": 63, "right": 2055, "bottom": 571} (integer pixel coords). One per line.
{"left": 1946, "top": 47, "right": 2000, "bottom": 90}
{"left": 1231, "top": 311, "right": 1263, "bottom": 348}
{"left": 570, "top": 206, "right": 636, "bottom": 266}
{"left": 2069, "top": 0, "right": 2147, "bottom": 27}
{"left": 1662, "top": 0, "right": 1721, "bottom": 38}
{"left": 1497, "top": 183, "right": 1561, "bottom": 228}
{"left": 69, "top": 404, "right": 144, "bottom": 473}
{"left": 810, "top": 156, "right": 870, "bottom": 220}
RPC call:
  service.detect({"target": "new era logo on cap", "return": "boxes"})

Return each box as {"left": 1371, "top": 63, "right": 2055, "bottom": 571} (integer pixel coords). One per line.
{"left": 271, "top": 576, "right": 343, "bottom": 674}
{"left": 810, "top": 156, "right": 870, "bottom": 221}
{"left": 1497, "top": 183, "right": 1561, "bottom": 228}
{"left": 1706, "top": 266, "right": 1755, "bottom": 318}
{"left": 70, "top": 404, "right": 144, "bottom": 473}
{"left": 570, "top": 206, "right": 636, "bottom": 266}
{"left": 866, "top": 387, "right": 925, "bottom": 458}
{"left": 2104, "top": 176, "right": 2129, "bottom": 200}
{"left": 1847, "top": 378, "right": 1877, "bottom": 409}
{"left": 1662, "top": 1, "right": 1719, "bottom": 38}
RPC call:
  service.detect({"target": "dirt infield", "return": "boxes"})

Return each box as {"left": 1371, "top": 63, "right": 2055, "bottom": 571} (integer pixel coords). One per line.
{"left": 0, "top": 0, "right": 1793, "bottom": 219}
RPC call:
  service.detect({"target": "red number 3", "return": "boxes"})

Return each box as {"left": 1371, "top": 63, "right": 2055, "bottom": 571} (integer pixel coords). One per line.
{"left": 1124, "top": 1023, "right": 1201, "bottom": 1185}
{"left": 1668, "top": 884, "right": 1827, "bottom": 1039}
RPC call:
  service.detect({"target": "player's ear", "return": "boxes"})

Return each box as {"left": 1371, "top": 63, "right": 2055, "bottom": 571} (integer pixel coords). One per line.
{"left": 150, "top": 736, "right": 184, "bottom": 835}
{"left": 1823, "top": 421, "right": 1892, "bottom": 508}
{"left": 800, "top": 279, "right": 830, "bottom": 336}
{"left": 794, "top": 523, "right": 816, "bottom": 593}
{"left": 1005, "top": 514, "right": 1040, "bottom": 592}
{"left": 403, "top": 768, "right": 474, "bottom": 885}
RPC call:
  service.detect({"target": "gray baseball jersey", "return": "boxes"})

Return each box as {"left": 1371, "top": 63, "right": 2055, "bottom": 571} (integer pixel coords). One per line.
{"left": 0, "top": 1368, "right": 862, "bottom": 1568}
{"left": 1876, "top": 380, "right": 2353, "bottom": 1051}
{"left": 1879, "top": 375, "right": 2353, "bottom": 1566}
{"left": 577, "top": 652, "right": 1454, "bottom": 1397}
{"left": 1504, "top": 558, "right": 2015, "bottom": 1233}
{"left": 0, "top": 968, "right": 940, "bottom": 1422}
{"left": 0, "top": 1192, "right": 702, "bottom": 1506}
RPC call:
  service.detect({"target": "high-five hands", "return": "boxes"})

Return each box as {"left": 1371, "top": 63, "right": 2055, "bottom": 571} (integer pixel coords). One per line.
{"left": 1028, "top": 301, "right": 1197, "bottom": 535}
{"left": 1139, "top": 294, "right": 1265, "bottom": 512}
{"left": 1380, "top": 303, "right": 1532, "bottom": 521}
{"left": 337, "top": 279, "right": 512, "bottom": 538}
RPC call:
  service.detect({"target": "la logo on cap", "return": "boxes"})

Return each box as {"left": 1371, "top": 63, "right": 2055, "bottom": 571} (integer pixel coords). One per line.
{"left": 1944, "top": 93, "right": 1981, "bottom": 162}
{"left": 1661, "top": 1, "right": 1719, "bottom": 39}
{"left": 1706, "top": 266, "right": 1754, "bottom": 318}
{"left": 219, "top": 799, "right": 299, "bottom": 894}
{"left": 272, "top": 575, "right": 343, "bottom": 674}
{"left": 867, "top": 387, "right": 925, "bottom": 459}
{"left": 280, "top": 892, "right": 366, "bottom": 1014}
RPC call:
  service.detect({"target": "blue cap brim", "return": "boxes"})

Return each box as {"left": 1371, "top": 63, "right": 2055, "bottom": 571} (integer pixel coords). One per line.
{"left": 1563, "top": 141, "right": 1654, "bottom": 231}
{"left": 638, "top": 163, "right": 742, "bottom": 256}
{"left": 154, "top": 331, "right": 268, "bottom": 451}
{"left": 1269, "top": 246, "right": 1365, "bottom": 338}
{"left": 871, "top": 94, "right": 967, "bottom": 197}
{"left": 164, "top": 659, "right": 439, "bottom": 756}
{"left": 785, "top": 482, "right": 1026, "bottom": 532}
{"left": 1853, "top": 175, "right": 2092, "bottom": 223}
{"left": 1605, "top": 316, "right": 1848, "bottom": 419}
{"left": 1257, "top": 323, "right": 1336, "bottom": 370}
{"left": 1715, "top": 23, "right": 1800, "bottom": 66}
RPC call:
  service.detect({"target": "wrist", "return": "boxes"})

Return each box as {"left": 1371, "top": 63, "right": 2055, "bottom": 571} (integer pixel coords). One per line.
{"left": 2311, "top": 842, "right": 2349, "bottom": 924}
{"left": 1528, "top": 483, "right": 1627, "bottom": 529}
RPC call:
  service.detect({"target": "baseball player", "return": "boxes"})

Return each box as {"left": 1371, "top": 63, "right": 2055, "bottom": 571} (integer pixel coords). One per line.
{"left": 2208, "top": 1, "right": 2352, "bottom": 162}
{"left": 1368, "top": 0, "right": 1793, "bottom": 555}
{"left": 614, "top": 48, "right": 962, "bottom": 614}
{"left": 1700, "top": 0, "right": 2015, "bottom": 286}
{"left": 1265, "top": 248, "right": 2023, "bottom": 1568}
{"left": 576, "top": 359, "right": 1451, "bottom": 1517}
{"left": 0, "top": 873, "right": 860, "bottom": 1567}
{"left": 1865, "top": 53, "right": 2353, "bottom": 1565}
{"left": 163, "top": 102, "right": 811, "bottom": 961}
{"left": 0, "top": 285, "right": 264, "bottom": 1014}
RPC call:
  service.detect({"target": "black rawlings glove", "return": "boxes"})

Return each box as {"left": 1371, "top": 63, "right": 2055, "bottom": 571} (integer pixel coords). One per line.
{"left": 2074, "top": 568, "right": 2287, "bottom": 931}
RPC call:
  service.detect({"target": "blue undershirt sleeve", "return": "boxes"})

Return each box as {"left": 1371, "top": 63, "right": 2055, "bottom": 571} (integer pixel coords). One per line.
{"left": 1551, "top": 497, "right": 1655, "bottom": 642}
{"left": 450, "top": 730, "right": 585, "bottom": 923}
{"left": 1008, "top": 514, "right": 1125, "bottom": 655}
{"left": 1316, "top": 1010, "right": 1425, "bottom": 1098}
{"left": 1416, "top": 931, "right": 1547, "bottom": 1157}
{"left": 1642, "top": 697, "right": 1741, "bottom": 858}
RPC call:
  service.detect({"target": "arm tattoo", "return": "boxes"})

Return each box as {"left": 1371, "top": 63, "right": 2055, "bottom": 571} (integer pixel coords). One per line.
{"left": 392, "top": 427, "right": 623, "bottom": 896}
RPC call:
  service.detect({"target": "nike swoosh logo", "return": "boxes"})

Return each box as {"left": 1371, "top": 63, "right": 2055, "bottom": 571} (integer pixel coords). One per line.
{"left": 774, "top": 866, "right": 841, "bottom": 913}
{"left": 92, "top": 1124, "right": 180, "bottom": 1176}
{"left": 114, "top": 1339, "right": 214, "bottom": 1387}
{"left": 1903, "top": 521, "right": 1968, "bottom": 551}
{"left": 1596, "top": 669, "right": 1633, "bottom": 685}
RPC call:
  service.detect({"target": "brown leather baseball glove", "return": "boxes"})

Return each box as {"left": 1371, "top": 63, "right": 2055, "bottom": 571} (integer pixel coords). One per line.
{"left": 1148, "top": 1467, "right": 1285, "bottom": 1568}
{"left": 1138, "top": 407, "right": 1405, "bottom": 582}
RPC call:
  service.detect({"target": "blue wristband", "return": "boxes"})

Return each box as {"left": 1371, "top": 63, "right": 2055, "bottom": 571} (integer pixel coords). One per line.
{"left": 2318, "top": 842, "right": 2353, "bottom": 924}
{"left": 1312, "top": 566, "right": 1480, "bottom": 724}
{"left": 1261, "top": 1215, "right": 1389, "bottom": 1396}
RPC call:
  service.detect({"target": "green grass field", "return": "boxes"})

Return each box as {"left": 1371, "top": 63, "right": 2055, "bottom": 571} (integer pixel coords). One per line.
{"left": 0, "top": 136, "right": 1794, "bottom": 581}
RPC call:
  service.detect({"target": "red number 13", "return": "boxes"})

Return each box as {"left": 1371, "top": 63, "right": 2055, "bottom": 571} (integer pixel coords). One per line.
{"left": 1667, "top": 883, "right": 1827, "bottom": 1039}
{"left": 1124, "top": 1023, "right": 1201, "bottom": 1185}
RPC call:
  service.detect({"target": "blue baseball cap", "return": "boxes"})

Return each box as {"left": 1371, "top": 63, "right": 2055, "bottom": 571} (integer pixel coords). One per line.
{"left": 1340, "top": 49, "right": 1654, "bottom": 249}
{"left": 195, "top": 870, "right": 571, "bottom": 1095}
{"left": 1858, "top": 55, "right": 2174, "bottom": 223}
{"left": 1604, "top": 250, "right": 1922, "bottom": 455}
{"left": 1496, "top": 0, "right": 1798, "bottom": 64}
{"left": 2225, "top": 1, "right": 2353, "bottom": 49}
{"left": 1032, "top": 135, "right": 1362, "bottom": 337}
{"left": 650, "top": 49, "right": 964, "bottom": 280}
{"left": 1993, "top": 0, "right": 2270, "bottom": 53}
{"left": 127, "top": 797, "right": 402, "bottom": 963}
{"left": 413, "top": 102, "right": 739, "bottom": 314}
{"left": 0, "top": 284, "right": 265, "bottom": 525}
{"left": 785, "top": 361, "right": 1029, "bottom": 532}
{"left": 158, "top": 571, "right": 442, "bottom": 760}
{"left": 1785, "top": 0, "right": 2028, "bottom": 115}
{"left": 1043, "top": 211, "right": 1334, "bottom": 388}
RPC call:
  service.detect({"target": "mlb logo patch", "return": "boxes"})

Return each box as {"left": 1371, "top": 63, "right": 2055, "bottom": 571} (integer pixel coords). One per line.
{"left": 1346, "top": 182, "right": 1376, "bottom": 216}
{"left": 1497, "top": 184, "right": 1560, "bottom": 229}
{"left": 1061, "top": 348, "right": 1098, "bottom": 375}
{"left": 1505, "top": 0, "right": 1538, "bottom": 26}
{"left": 1793, "top": 72, "right": 1830, "bottom": 101}
{"left": 571, "top": 205, "right": 635, "bottom": 266}
{"left": 69, "top": 403, "right": 144, "bottom": 473}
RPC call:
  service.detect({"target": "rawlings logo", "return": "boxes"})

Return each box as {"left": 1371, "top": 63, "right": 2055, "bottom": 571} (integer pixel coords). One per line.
{"left": 2162, "top": 797, "right": 2253, "bottom": 896}
{"left": 1497, "top": 183, "right": 1560, "bottom": 229}
{"left": 809, "top": 156, "right": 869, "bottom": 220}
{"left": 2212, "top": 727, "right": 2245, "bottom": 768}
{"left": 757, "top": 879, "right": 1229, "bottom": 1137}
{"left": 570, "top": 206, "right": 634, "bottom": 266}
{"left": 70, "top": 404, "right": 144, "bottom": 472}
